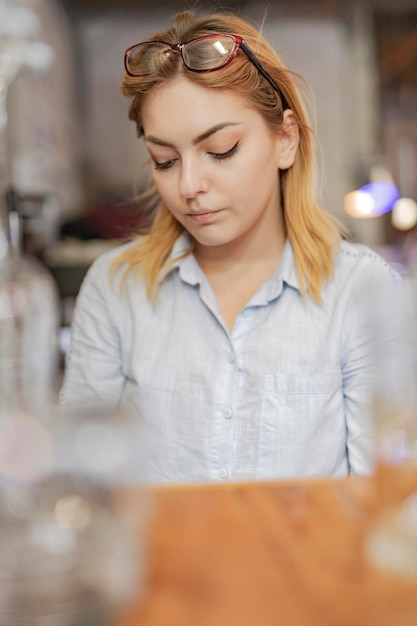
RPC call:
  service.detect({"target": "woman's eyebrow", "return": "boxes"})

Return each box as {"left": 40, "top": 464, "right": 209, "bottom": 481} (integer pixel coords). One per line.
{"left": 193, "top": 122, "right": 242, "bottom": 145}
{"left": 145, "top": 122, "right": 242, "bottom": 148}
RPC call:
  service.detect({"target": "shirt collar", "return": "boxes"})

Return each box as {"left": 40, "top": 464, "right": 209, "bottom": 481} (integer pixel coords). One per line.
{"left": 159, "top": 231, "right": 198, "bottom": 284}
{"left": 169, "top": 230, "right": 194, "bottom": 261}
{"left": 161, "top": 231, "right": 300, "bottom": 295}
{"left": 274, "top": 237, "right": 300, "bottom": 291}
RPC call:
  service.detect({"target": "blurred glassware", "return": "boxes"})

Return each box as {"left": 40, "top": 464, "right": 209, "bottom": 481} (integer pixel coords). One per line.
{"left": 0, "top": 0, "right": 53, "bottom": 85}
{"left": 0, "top": 403, "right": 151, "bottom": 625}
{"left": 50, "top": 404, "right": 149, "bottom": 486}
{"left": 0, "top": 197, "right": 151, "bottom": 622}
{"left": 0, "top": 476, "right": 140, "bottom": 625}
{"left": 0, "top": 205, "right": 59, "bottom": 430}
{"left": 365, "top": 276, "right": 417, "bottom": 579}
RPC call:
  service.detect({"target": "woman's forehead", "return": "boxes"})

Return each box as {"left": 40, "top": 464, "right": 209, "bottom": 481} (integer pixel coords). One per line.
{"left": 142, "top": 75, "right": 254, "bottom": 126}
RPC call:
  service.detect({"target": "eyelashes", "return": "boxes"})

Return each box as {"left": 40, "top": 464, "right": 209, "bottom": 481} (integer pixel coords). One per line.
{"left": 210, "top": 140, "right": 240, "bottom": 161}
{"left": 153, "top": 140, "right": 240, "bottom": 171}
{"left": 154, "top": 159, "right": 176, "bottom": 170}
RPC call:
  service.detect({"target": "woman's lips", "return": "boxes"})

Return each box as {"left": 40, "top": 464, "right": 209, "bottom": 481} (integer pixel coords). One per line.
{"left": 187, "top": 209, "right": 223, "bottom": 224}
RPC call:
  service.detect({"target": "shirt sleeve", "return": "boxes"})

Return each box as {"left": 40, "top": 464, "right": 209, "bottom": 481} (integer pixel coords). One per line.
{"left": 59, "top": 253, "right": 126, "bottom": 413}
{"left": 341, "top": 251, "right": 401, "bottom": 475}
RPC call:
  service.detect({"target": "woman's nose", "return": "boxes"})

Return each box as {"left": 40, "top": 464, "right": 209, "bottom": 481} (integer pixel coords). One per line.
{"left": 179, "top": 157, "right": 207, "bottom": 199}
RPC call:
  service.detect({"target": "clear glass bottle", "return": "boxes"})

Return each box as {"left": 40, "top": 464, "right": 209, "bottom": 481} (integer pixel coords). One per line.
{"left": 0, "top": 202, "right": 59, "bottom": 423}
{"left": 0, "top": 200, "right": 60, "bottom": 489}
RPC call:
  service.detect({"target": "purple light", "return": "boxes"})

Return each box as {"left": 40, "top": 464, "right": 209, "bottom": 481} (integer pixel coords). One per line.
{"left": 358, "top": 182, "right": 400, "bottom": 216}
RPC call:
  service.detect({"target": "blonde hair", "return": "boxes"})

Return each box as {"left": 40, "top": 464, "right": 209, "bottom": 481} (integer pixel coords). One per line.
{"left": 115, "top": 9, "right": 343, "bottom": 302}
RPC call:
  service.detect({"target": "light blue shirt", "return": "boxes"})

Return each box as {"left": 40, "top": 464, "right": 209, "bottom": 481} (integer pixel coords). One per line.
{"left": 60, "top": 233, "right": 398, "bottom": 484}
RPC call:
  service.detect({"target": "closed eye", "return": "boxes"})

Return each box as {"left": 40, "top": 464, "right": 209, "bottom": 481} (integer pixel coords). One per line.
{"left": 209, "top": 141, "right": 240, "bottom": 161}
{"left": 152, "top": 140, "right": 240, "bottom": 170}
{"left": 154, "top": 158, "right": 177, "bottom": 170}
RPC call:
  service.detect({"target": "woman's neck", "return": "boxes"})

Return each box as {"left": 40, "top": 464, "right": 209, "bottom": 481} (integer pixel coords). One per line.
{"left": 194, "top": 212, "right": 286, "bottom": 274}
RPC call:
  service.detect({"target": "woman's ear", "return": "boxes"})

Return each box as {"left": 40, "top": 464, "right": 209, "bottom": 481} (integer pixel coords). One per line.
{"left": 276, "top": 109, "right": 299, "bottom": 170}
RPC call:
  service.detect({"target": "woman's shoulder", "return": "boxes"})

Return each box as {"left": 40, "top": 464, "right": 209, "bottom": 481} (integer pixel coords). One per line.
{"left": 78, "top": 236, "right": 148, "bottom": 299}
{"left": 336, "top": 239, "right": 400, "bottom": 284}
{"left": 85, "top": 236, "right": 146, "bottom": 274}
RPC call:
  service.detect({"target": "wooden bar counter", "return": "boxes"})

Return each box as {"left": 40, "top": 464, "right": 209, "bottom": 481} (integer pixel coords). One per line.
{"left": 116, "top": 477, "right": 417, "bottom": 626}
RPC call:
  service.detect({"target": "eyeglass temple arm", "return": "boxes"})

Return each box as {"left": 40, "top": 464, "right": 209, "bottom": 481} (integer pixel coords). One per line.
{"left": 240, "top": 40, "right": 289, "bottom": 109}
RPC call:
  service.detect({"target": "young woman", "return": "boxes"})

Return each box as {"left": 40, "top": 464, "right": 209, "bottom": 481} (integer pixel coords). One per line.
{"left": 60, "top": 10, "right": 398, "bottom": 484}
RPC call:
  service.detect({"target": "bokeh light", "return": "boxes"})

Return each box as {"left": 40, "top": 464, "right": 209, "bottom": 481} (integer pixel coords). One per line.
{"left": 344, "top": 182, "right": 401, "bottom": 219}
{"left": 391, "top": 197, "right": 417, "bottom": 231}
{"left": 359, "top": 182, "right": 400, "bottom": 215}
{"left": 344, "top": 190, "right": 376, "bottom": 218}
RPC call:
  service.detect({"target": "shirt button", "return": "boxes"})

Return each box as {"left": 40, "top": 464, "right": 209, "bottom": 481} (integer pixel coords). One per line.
{"left": 219, "top": 468, "right": 228, "bottom": 479}
{"left": 223, "top": 408, "right": 232, "bottom": 419}
{"left": 243, "top": 309, "right": 251, "bottom": 317}
{"left": 228, "top": 353, "right": 235, "bottom": 363}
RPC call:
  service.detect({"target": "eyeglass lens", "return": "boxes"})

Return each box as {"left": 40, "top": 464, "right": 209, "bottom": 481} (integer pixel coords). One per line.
{"left": 126, "top": 42, "right": 171, "bottom": 76}
{"left": 182, "top": 36, "right": 236, "bottom": 70}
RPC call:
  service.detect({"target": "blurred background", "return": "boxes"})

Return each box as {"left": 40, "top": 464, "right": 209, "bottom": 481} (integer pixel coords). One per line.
{"left": 1, "top": 0, "right": 416, "bottom": 349}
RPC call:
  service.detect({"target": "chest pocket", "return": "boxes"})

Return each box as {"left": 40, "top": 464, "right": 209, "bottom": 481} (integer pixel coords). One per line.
{"left": 258, "top": 370, "right": 344, "bottom": 478}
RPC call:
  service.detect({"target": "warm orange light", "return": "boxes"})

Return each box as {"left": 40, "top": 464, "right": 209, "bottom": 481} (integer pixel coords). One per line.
{"left": 344, "top": 190, "right": 375, "bottom": 218}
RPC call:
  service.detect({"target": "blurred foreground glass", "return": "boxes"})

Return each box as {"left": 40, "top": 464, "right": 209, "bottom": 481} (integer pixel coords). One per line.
{"left": 0, "top": 215, "right": 59, "bottom": 424}
{"left": 365, "top": 277, "right": 417, "bottom": 578}
{"left": 0, "top": 405, "right": 151, "bottom": 625}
